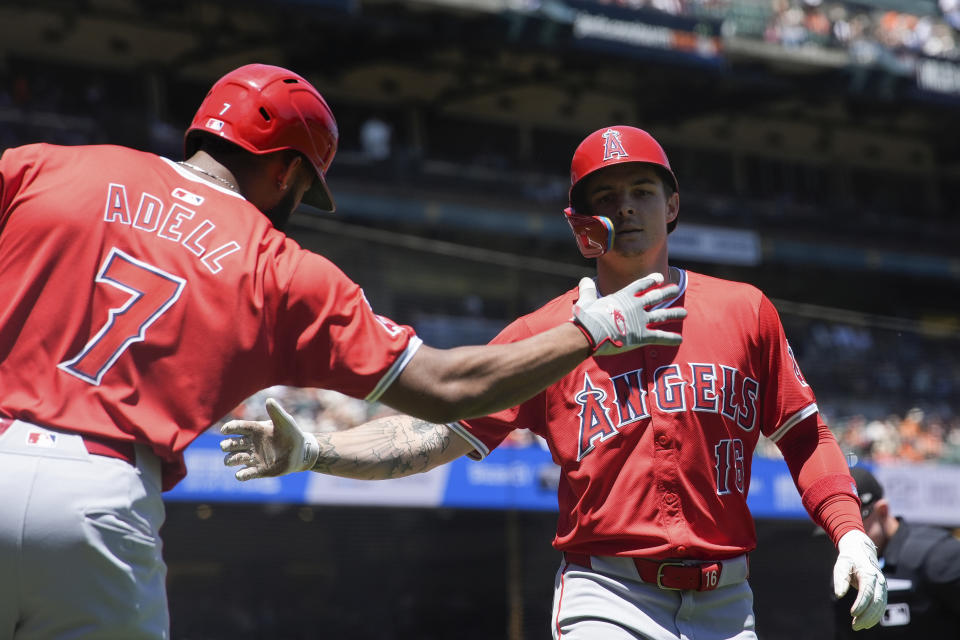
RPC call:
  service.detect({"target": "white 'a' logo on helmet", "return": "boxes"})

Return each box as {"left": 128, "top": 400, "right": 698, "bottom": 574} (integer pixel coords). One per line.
{"left": 601, "top": 129, "right": 629, "bottom": 161}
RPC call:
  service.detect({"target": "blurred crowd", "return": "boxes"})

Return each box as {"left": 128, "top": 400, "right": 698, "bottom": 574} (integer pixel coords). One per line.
{"left": 760, "top": 0, "right": 960, "bottom": 60}
{"left": 754, "top": 405, "right": 960, "bottom": 464}
{"left": 589, "top": 0, "right": 960, "bottom": 60}
{"left": 756, "top": 316, "right": 960, "bottom": 464}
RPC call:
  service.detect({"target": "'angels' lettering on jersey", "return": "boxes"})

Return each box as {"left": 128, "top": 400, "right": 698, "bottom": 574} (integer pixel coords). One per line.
{"left": 103, "top": 183, "right": 241, "bottom": 274}
{"left": 576, "top": 363, "right": 760, "bottom": 461}
{"left": 575, "top": 372, "right": 619, "bottom": 460}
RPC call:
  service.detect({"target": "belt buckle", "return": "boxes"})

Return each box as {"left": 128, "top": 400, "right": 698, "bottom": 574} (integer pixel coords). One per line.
{"left": 655, "top": 561, "right": 685, "bottom": 590}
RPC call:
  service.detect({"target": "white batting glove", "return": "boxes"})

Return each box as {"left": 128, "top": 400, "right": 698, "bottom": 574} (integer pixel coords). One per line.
{"left": 572, "top": 273, "right": 686, "bottom": 356}
{"left": 220, "top": 398, "right": 320, "bottom": 481}
{"left": 833, "top": 529, "right": 888, "bottom": 630}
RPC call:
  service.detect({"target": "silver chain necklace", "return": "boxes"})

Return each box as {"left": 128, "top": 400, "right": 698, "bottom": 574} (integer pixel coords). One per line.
{"left": 178, "top": 161, "right": 238, "bottom": 191}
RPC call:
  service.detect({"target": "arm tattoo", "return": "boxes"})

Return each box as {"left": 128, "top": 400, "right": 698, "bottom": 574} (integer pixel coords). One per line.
{"left": 310, "top": 417, "right": 454, "bottom": 480}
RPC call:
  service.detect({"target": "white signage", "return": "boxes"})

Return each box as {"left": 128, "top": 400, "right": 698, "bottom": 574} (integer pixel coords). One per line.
{"left": 874, "top": 464, "right": 960, "bottom": 527}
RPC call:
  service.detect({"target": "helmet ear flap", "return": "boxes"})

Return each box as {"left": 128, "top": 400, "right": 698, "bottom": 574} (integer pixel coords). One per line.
{"left": 564, "top": 208, "right": 614, "bottom": 258}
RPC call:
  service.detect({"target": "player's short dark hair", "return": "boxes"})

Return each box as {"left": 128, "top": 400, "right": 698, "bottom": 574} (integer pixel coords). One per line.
{"left": 657, "top": 167, "right": 679, "bottom": 234}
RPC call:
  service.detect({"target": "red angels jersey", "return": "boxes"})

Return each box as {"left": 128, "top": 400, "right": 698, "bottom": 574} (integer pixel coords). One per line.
{"left": 451, "top": 269, "right": 817, "bottom": 560}
{"left": 0, "top": 143, "right": 420, "bottom": 489}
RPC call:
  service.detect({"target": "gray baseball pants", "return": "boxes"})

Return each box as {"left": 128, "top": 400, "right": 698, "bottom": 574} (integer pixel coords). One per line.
{"left": 0, "top": 421, "right": 168, "bottom": 639}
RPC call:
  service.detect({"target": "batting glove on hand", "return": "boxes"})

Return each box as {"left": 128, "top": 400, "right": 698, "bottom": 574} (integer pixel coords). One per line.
{"left": 572, "top": 273, "right": 686, "bottom": 356}
{"left": 833, "top": 529, "right": 888, "bottom": 630}
{"left": 220, "top": 398, "right": 320, "bottom": 481}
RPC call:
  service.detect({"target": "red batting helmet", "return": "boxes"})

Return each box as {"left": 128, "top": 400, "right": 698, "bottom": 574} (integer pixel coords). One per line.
{"left": 564, "top": 126, "right": 679, "bottom": 258}
{"left": 185, "top": 64, "right": 339, "bottom": 212}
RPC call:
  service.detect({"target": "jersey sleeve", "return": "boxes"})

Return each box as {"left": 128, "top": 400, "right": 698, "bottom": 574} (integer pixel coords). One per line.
{"left": 447, "top": 317, "right": 545, "bottom": 460}
{"left": 755, "top": 294, "right": 819, "bottom": 442}
{"left": 274, "top": 249, "right": 420, "bottom": 401}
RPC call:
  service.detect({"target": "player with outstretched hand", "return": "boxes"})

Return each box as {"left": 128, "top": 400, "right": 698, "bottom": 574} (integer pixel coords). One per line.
{"left": 223, "top": 125, "right": 887, "bottom": 639}
{"left": 0, "top": 67, "right": 685, "bottom": 639}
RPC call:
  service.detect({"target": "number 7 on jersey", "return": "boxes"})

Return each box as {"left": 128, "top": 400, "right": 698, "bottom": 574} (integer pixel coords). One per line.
{"left": 59, "top": 248, "right": 186, "bottom": 385}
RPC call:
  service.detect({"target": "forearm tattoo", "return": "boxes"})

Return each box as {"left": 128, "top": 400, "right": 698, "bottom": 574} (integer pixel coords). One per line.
{"left": 310, "top": 417, "right": 454, "bottom": 480}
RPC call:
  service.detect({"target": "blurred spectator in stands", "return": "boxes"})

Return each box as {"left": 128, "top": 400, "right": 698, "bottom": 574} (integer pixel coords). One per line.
{"left": 223, "top": 387, "right": 390, "bottom": 437}
{"left": 947, "top": 418, "right": 960, "bottom": 462}
{"left": 360, "top": 116, "right": 392, "bottom": 162}
{"left": 803, "top": 0, "right": 833, "bottom": 46}
{"left": 766, "top": 0, "right": 808, "bottom": 47}
{"left": 502, "top": 428, "right": 537, "bottom": 447}
{"left": 924, "top": 20, "right": 958, "bottom": 57}
{"left": 313, "top": 389, "right": 371, "bottom": 434}
{"left": 830, "top": 4, "right": 853, "bottom": 44}
{"left": 943, "top": 0, "right": 960, "bottom": 31}
{"left": 649, "top": 0, "right": 683, "bottom": 14}
{"left": 822, "top": 405, "right": 960, "bottom": 466}
{"left": 894, "top": 408, "right": 924, "bottom": 461}
{"left": 750, "top": 0, "right": 960, "bottom": 59}
{"left": 834, "top": 413, "right": 869, "bottom": 457}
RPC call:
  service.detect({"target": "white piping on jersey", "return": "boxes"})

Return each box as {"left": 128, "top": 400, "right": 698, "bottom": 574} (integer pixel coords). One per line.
{"left": 364, "top": 336, "right": 424, "bottom": 403}
{"left": 592, "top": 267, "right": 686, "bottom": 309}
{"left": 446, "top": 421, "right": 489, "bottom": 460}
{"left": 654, "top": 266, "right": 686, "bottom": 310}
{"left": 766, "top": 402, "right": 819, "bottom": 444}
{"left": 161, "top": 157, "right": 246, "bottom": 200}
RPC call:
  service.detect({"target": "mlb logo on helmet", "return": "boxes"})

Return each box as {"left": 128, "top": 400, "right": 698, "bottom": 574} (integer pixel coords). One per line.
{"left": 205, "top": 118, "right": 225, "bottom": 131}
{"left": 26, "top": 430, "right": 57, "bottom": 448}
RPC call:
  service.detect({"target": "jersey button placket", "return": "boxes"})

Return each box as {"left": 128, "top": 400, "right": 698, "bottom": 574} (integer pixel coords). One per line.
{"left": 662, "top": 491, "right": 680, "bottom": 518}
{"left": 648, "top": 347, "right": 671, "bottom": 452}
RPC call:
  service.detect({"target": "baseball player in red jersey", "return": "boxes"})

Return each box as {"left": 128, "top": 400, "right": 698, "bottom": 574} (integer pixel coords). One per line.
{"left": 223, "top": 125, "right": 890, "bottom": 639}
{"left": 0, "top": 66, "right": 688, "bottom": 638}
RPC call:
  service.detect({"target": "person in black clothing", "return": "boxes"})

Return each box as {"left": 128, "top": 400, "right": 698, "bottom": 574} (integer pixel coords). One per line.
{"left": 833, "top": 466, "right": 960, "bottom": 637}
